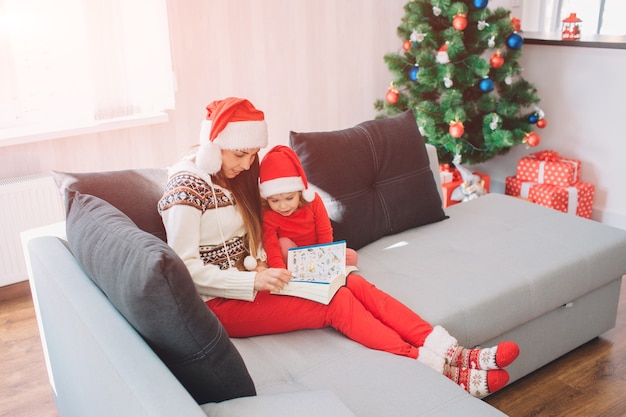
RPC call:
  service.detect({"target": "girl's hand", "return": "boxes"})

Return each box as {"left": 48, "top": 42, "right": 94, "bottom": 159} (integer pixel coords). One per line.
{"left": 254, "top": 268, "right": 292, "bottom": 292}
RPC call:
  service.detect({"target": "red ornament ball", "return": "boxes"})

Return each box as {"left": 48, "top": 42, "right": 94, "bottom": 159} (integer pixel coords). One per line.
{"left": 386, "top": 87, "right": 399, "bottom": 104}
{"left": 403, "top": 40, "right": 412, "bottom": 51}
{"left": 536, "top": 118, "right": 548, "bottom": 129}
{"left": 449, "top": 121, "right": 465, "bottom": 138}
{"left": 490, "top": 52, "right": 504, "bottom": 68}
{"left": 453, "top": 14, "right": 468, "bottom": 31}
{"left": 525, "top": 132, "right": 541, "bottom": 147}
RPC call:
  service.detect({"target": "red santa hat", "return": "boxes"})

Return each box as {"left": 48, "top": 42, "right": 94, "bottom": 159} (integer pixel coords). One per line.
{"left": 196, "top": 97, "right": 268, "bottom": 174}
{"left": 259, "top": 145, "right": 315, "bottom": 202}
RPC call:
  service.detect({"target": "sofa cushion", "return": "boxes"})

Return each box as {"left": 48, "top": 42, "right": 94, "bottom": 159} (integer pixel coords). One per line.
{"left": 290, "top": 110, "right": 447, "bottom": 249}
{"left": 356, "top": 194, "right": 626, "bottom": 348}
{"left": 201, "top": 390, "right": 357, "bottom": 417}
{"left": 65, "top": 191, "right": 256, "bottom": 404}
{"left": 52, "top": 168, "right": 168, "bottom": 241}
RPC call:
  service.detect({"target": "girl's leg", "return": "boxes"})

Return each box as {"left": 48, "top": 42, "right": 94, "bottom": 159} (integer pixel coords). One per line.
{"left": 278, "top": 237, "right": 297, "bottom": 265}
{"left": 207, "top": 290, "right": 418, "bottom": 358}
{"left": 345, "top": 248, "right": 358, "bottom": 267}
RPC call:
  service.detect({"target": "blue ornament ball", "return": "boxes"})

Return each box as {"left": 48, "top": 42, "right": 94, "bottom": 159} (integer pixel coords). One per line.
{"left": 528, "top": 113, "right": 539, "bottom": 124}
{"left": 506, "top": 33, "right": 524, "bottom": 49}
{"left": 473, "top": 0, "right": 488, "bottom": 9}
{"left": 479, "top": 77, "right": 494, "bottom": 92}
{"left": 409, "top": 66, "right": 419, "bottom": 81}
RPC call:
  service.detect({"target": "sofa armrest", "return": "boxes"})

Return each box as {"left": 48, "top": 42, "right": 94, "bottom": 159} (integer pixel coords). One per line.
{"left": 425, "top": 143, "right": 443, "bottom": 203}
{"left": 25, "top": 235, "right": 207, "bottom": 417}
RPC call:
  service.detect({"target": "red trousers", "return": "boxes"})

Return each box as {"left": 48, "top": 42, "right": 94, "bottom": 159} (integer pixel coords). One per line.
{"left": 206, "top": 274, "right": 433, "bottom": 358}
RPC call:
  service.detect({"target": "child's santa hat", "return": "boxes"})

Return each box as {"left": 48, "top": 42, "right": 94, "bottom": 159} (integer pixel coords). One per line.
{"left": 259, "top": 145, "right": 315, "bottom": 202}
{"left": 196, "top": 97, "right": 268, "bottom": 174}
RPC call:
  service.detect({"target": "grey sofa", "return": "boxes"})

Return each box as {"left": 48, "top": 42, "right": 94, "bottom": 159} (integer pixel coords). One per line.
{"left": 23, "top": 114, "right": 626, "bottom": 416}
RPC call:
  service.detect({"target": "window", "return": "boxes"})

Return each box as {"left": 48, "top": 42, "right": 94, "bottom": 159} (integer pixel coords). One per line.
{"left": 521, "top": 0, "right": 626, "bottom": 36}
{"left": 0, "top": 0, "right": 175, "bottom": 144}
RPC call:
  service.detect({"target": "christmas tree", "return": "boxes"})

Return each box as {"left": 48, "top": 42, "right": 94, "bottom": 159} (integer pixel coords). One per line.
{"left": 375, "top": 0, "right": 545, "bottom": 165}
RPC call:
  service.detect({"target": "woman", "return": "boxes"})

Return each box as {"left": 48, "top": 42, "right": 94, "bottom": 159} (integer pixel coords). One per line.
{"left": 158, "top": 97, "right": 518, "bottom": 398}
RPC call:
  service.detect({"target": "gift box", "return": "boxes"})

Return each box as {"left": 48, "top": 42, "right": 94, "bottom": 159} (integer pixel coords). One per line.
{"left": 441, "top": 171, "right": 490, "bottom": 208}
{"left": 505, "top": 176, "right": 594, "bottom": 219}
{"left": 516, "top": 150, "right": 581, "bottom": 187}
{"left": 439, "top": 164, "right": 461, "bottom": 184}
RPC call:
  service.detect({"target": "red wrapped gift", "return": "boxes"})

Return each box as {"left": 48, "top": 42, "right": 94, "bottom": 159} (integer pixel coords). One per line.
{"left": 442, "top": 171, "right": 490, "bottom": 208}
{"left": 516, "top": 150, "right": 581, "bottom": 187}
{"left": 438, "top": 164, "right": 462, "bottom": 183}
{"left": 505, "top": 176, "right": 595, "bottom": 219}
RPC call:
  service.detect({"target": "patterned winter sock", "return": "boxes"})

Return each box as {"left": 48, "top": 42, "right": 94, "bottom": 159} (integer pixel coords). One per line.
{"left": 447, "top": 341, "right": 520, "bottom": 370}
{"left": 417, "top": 347, "right": 446, "bottom": 372}
{"left": 423, "top": 325, "right": 519, "bottom": 370}
{"left": 443, "top": 364, "right": 509, "bottom": 398}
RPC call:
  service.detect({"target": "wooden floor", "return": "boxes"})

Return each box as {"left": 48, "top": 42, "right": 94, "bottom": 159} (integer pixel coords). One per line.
{"left": 1, "top": 278, "right": 625, "bottom": 417}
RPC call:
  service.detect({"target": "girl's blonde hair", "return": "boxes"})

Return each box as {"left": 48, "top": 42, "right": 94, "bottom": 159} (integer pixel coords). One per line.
{"left": 261, "top": 191, "right": 310, "bottom": 210}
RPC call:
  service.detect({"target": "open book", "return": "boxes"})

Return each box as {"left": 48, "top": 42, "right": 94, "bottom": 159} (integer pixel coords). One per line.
{"left": 271, "top": 241, "right": 357, "bottom": 305}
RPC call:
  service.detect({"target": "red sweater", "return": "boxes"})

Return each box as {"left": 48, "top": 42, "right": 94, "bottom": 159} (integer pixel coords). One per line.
{"left": 262, "top": 193, "right": 333, "bottom": 268}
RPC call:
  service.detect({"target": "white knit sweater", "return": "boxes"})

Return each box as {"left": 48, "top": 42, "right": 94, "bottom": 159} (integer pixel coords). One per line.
{"left": 159, "top": 159, "right": 257, "bottom": 302}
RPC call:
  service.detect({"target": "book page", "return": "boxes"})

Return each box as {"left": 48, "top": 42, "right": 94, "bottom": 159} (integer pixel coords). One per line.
{"left": 288, "top": 241, "right": 346, "bottom": 283}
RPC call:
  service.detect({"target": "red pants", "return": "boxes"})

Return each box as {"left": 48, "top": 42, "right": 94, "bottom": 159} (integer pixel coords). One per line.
{"left": 206, "top": 274, "right": 433, "bottom": 358}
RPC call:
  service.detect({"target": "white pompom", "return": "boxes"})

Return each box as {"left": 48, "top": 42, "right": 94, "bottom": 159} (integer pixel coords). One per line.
{"left": 196, "top": 142, "right": 222, "bottom": 174}
{"left": 243, "top": 256, "right": 258, "bottom": 271}
{"left": 302, "top": 188, "right": 315, "bottom": 202}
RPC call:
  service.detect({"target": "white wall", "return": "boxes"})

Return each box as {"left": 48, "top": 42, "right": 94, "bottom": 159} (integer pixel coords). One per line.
{"left": 474, "top": 0, "right": 626, "bottom": 230}
{"left": 1, "top": 0, "right": 624, "bottom": 230}
{"left": 473, "top": 43, "right": 626, "bottom": 229}
{"left": 0, "top": 0, "right": 406, "bottom": 175}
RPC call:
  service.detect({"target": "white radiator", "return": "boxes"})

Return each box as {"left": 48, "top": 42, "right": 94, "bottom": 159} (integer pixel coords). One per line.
{"left": 0, "top": 174, "right": 65, "bottom": 287}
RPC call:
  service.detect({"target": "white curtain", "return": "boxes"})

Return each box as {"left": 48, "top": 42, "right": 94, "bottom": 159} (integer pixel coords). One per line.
{"left": 0, "top": 0, "right": 175, "bottom": 128}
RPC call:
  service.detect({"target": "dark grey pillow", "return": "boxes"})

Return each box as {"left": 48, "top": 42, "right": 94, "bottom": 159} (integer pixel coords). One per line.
{"left": 65, "top": 191, "right": 256, "bottom": 404}
{"left": 290, "top": 110, "right": 447, "bottom": 250}
{"left": 52, "top": 168, "right": 168, "bottom": 241}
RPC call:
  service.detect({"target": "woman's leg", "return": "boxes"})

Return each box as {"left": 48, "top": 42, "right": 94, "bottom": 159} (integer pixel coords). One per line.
{"left": 345, "top": 274, "right": 519, "bottom": 370}
{"left": 208, "top": 291, "right": 509, "bottom": 397}
{"left": 345, "top": 274, "right": 434, "bottom": 347}
{"left": 206, "top": 290, "right": 418, "bottom": 358}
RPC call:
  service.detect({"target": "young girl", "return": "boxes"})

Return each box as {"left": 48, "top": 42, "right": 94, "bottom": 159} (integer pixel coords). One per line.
{"left": 159, "top": 98, "right": 519, "bottom": 399}
{"left": 259, "top": 145, "right": 358, "bottom": 269}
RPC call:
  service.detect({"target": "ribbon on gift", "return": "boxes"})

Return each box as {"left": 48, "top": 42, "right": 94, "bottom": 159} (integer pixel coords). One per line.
{"left": 520, "top": 181, "right": 534, "bottom": 199}
{"left": 529, "top": 150, "right": 579, "bottom": 185}
{"left": 534, "top": 150, "right": 560, "bottom": 162}
{"left": 566, "top": 186, "right": 578, "bottom": 216}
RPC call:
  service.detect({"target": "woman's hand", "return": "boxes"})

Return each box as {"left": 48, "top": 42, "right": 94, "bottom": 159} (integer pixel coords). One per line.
{"left": 254, "top": 268, "right": 292, "bottom": 292}
{"left": 254, "top": 260, "right": 269, "bottom": 272}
